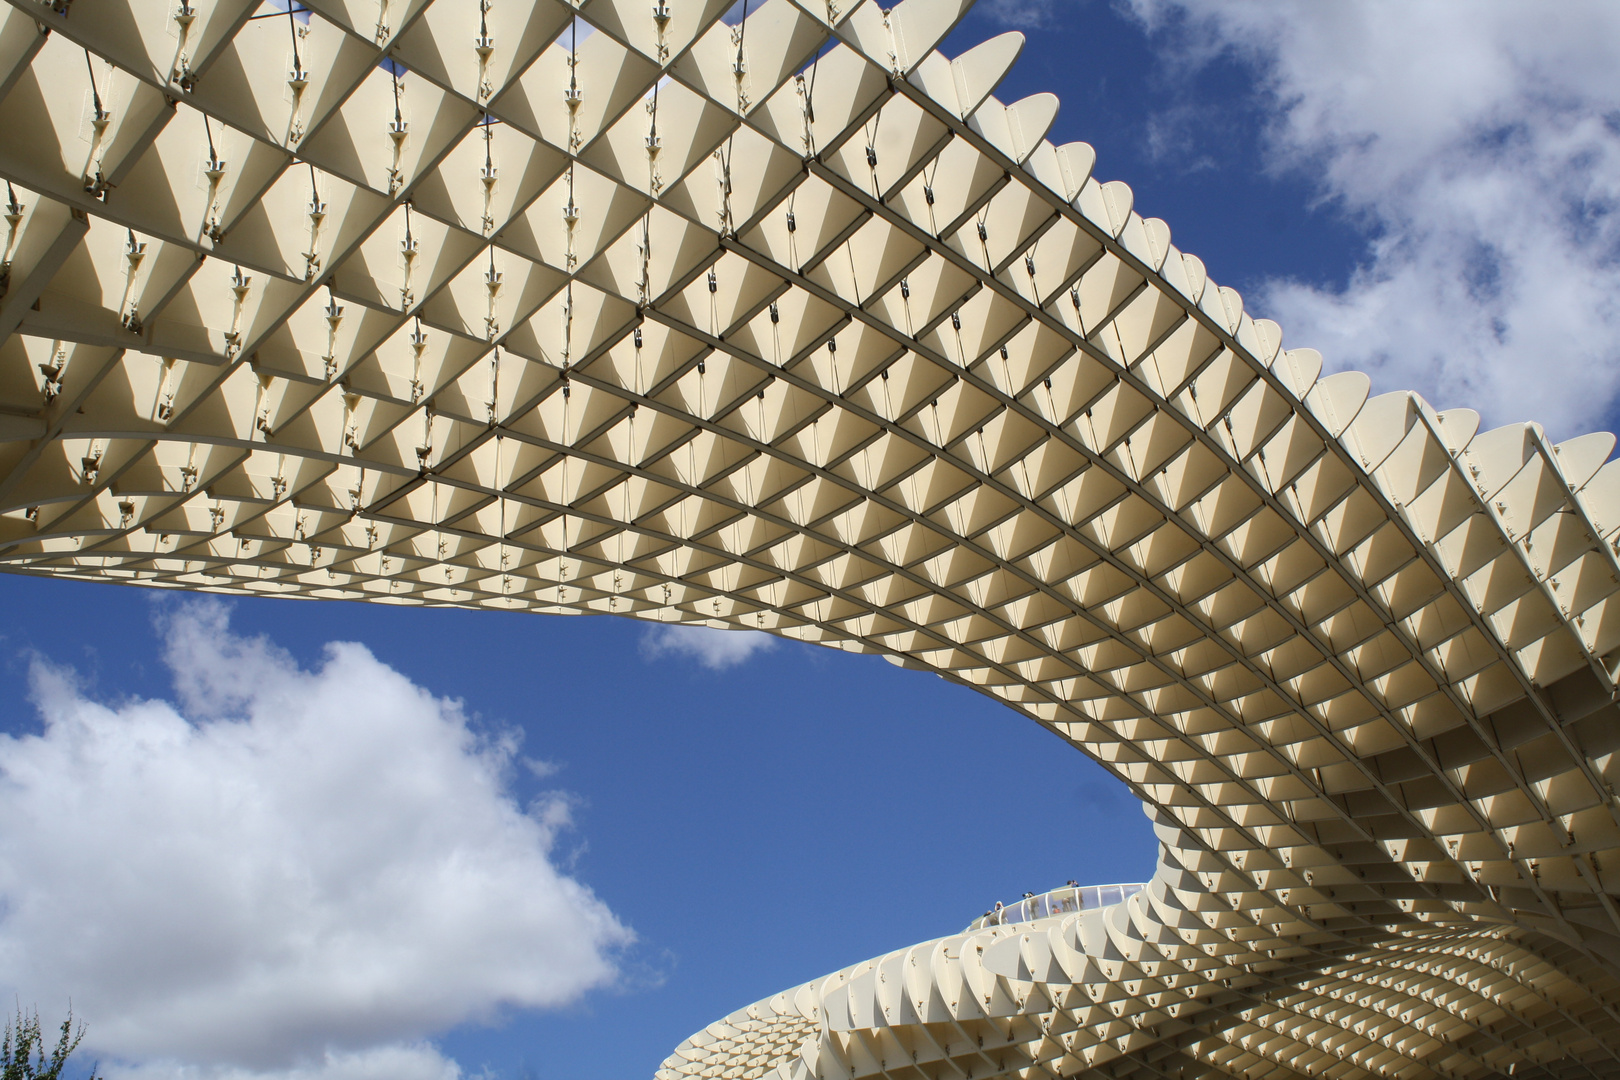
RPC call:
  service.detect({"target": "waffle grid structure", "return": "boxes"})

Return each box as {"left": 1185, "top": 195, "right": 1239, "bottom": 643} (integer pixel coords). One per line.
{"left": 3, "top": 2, "right": 1620, "bottom": 1078}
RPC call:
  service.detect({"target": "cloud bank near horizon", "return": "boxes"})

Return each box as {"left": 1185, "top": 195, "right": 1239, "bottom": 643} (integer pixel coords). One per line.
{"left": 0, "top": 601, "right": 630, "bottom": 1080}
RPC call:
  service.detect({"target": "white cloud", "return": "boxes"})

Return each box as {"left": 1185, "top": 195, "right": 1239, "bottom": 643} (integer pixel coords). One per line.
{"left": 640, "top": 624, "right": 777, "bottom": 670}
{"left": 109, "top": 1044, "right": 462, "bottom": 1080}
{"left": 1128, "top": 0, "right": 1620, "bottom": 437}
{"left": 0, "top": 600, "right": 630, "bottom": 1077}
{"left": 978, "top": 0, "right": 1058, "bottom": 29}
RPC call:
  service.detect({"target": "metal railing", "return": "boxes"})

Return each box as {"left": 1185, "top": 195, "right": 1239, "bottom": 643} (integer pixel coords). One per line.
{"left": 965, "top": 881, "right": 1146, "bottom": 932}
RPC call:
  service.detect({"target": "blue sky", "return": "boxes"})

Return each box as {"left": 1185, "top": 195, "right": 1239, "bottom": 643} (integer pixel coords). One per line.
{"left": 6, "top": 2, "right": 1620, "bottom": 1079}
{"left": 0, "top": 578, "right": 1153, "bottom": 1080}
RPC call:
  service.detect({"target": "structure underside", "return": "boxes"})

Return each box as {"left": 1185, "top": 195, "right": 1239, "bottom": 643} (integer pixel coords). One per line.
{"left": 3, "top": 1, "right": 1620, "bottom": 1078}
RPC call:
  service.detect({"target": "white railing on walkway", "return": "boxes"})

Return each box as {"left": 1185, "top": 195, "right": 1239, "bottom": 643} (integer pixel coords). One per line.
{"left": 965, "top": 882, "right": 1146, "bottom": 932}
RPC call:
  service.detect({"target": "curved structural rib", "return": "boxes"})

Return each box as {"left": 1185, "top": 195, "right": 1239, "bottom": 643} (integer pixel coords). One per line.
{"left": 1, "top": 1, "right": 1619, "bottom": 1077}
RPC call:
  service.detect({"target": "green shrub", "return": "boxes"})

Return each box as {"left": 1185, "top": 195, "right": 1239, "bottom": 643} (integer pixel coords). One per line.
{"left": 0, "top": 1010, "right": 99, "bottom": 1080}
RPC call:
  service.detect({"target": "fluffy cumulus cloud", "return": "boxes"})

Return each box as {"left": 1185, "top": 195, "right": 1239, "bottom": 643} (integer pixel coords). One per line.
{"left": 640, "top": 624, "right": 777, "bottom": 670}
{"left": 1128, "top": 0, "right": 1620, "bottom": 436}
{"left": 0, "top": 601, "right": 630, "bottom": 1079}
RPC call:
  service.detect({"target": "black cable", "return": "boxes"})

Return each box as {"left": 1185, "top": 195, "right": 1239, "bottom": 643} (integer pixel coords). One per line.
{"left": 84, "top": 50, "right": 103, "bottom": 118}
{"left": 806, "top": 47, "right": 820, "bottom": 124}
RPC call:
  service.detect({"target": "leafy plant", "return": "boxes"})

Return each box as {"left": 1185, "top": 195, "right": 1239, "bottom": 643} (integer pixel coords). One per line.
{"left": 0, "top": 1009, "right": 99, "bottom": 1080}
